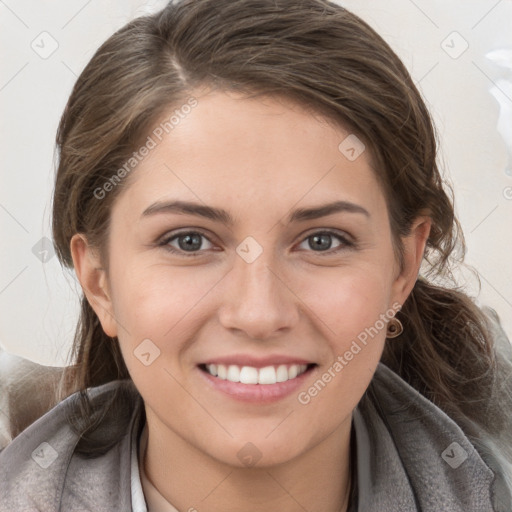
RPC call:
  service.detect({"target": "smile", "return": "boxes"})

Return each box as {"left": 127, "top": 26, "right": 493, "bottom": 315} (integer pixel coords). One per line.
{"left": 197, "top": 357, "right": 318, "bottom": 403}
{"left": 201, "top": 363, "right": 311, "bottom": 384}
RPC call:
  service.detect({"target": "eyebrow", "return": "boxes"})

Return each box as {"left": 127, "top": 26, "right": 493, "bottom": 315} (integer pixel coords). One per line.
{"left": 141, "top": 199, "right": 370, "bottom": 225}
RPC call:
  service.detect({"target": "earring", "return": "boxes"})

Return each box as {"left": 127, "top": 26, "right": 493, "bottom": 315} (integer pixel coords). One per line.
{"left": 386, "top": 317, "right": 403, "bottom": 338}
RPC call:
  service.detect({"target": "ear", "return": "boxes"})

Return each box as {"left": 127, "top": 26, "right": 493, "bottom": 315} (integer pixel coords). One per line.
{"left": 70, "top": 234, "right": 118, "bottom": 338}
{"left": 391, "top": 215, "right": 431, "bottom": 306}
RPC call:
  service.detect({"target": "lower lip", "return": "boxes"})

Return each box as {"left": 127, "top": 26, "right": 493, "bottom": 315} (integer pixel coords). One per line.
{"left": 197, "top": 365, "right": 316, "bottom": 403}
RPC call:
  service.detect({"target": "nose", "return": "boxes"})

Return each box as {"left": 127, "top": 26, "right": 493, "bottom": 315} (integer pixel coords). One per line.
{"left": 217, "top": 251, "right": 300, "bottom": 340}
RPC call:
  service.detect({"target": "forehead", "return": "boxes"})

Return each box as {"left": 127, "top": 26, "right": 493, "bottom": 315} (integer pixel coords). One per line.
{"left": 113, "top": 90, "right": 384, "bottom": 219}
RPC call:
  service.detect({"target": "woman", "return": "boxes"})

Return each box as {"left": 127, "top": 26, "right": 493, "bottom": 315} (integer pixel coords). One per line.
{"left": 1, "top": 0, "right": 511, "bottom": 510}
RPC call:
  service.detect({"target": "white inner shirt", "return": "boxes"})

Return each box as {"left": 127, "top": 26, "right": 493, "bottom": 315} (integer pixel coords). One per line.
{"left": 131, "top": 421, "right": 180, "bottom": 512}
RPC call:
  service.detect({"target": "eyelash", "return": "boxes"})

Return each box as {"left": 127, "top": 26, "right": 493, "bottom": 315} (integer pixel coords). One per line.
{"left": 157, "top": 229, "right": 355, "bottom": 258}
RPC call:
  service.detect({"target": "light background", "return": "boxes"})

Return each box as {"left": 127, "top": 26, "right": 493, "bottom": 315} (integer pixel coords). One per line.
{"left": 1, "top": 0, "right": 511, "bottom": 366}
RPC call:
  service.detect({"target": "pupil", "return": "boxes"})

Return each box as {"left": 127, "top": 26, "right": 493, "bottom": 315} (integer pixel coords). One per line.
{"left": 311, "top": 234, "right": 331, "bottom": 251}
{"left": 180, "top": 234, "right": 201, "bottom": 251}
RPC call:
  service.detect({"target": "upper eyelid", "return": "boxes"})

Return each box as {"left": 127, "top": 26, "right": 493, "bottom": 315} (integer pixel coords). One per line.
{"left": 159, "top": 227, "right": 215, "bottom": 244}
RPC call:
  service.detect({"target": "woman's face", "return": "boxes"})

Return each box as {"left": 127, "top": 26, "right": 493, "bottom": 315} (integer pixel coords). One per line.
{"left": 74, "top": 89, "right": 428, "bottom": 467}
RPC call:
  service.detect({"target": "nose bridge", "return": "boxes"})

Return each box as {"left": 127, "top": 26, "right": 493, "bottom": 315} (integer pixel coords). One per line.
{"left": 218, "top": 242, "right": 298, "bottom": 338}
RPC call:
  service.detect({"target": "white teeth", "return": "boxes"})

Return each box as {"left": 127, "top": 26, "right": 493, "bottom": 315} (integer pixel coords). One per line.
{"left": 258, "top": 366, "right": 276, "bottom": 384}
{"left": 227, "top": 365, "right": 240, "bottom": 382}
{"left": 204, "top": 363, "right": 309, "bottom": 384}
{"left": 239, "top": 366, "right": 259, "bottom": 384}
{"left": 217, "top": 364, "right": 227, "bottom": 379}
{"left": 276, "top": 364, "right": 289, "bottom": 382}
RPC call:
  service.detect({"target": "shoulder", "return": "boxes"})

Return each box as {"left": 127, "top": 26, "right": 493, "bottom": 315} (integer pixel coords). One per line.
{"left": 0, "top": 348, "right": 65, "bottom": 449}
{"left": 355, "top": 362, "right": 511, "bottom": 511}
{"left": 0, "top": 378, "right": 143, "bottom": 512}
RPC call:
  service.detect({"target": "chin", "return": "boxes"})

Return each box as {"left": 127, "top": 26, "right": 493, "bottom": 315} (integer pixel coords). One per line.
{"left": 205, "top": 433, "right": 306, "bottom": 469}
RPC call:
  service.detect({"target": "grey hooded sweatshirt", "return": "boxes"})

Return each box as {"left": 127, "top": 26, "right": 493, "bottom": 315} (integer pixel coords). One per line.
{"left": 0, "top": 362, "right": 510, "bottom": 512}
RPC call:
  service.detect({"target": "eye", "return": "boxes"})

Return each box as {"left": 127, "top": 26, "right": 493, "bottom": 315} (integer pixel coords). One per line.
{"left": 297, "top": 230, "right": 354, "bottom": 254}
{"left": 158, "top": 229, "right": 354, "bottom": 258}
{"left": 159, "top": 230, "right": 214, "bottom": 257}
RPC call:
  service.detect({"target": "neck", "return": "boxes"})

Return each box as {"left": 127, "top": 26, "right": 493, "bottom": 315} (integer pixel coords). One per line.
{"left": 142, "top": 409, "right": 353, "bottom": 512}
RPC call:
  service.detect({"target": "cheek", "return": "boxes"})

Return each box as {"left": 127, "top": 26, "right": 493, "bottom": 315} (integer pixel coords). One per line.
{"left": 293, "top": 270, "right": 391, "bottom": 437}
{"left": 107, "top": 262, "right": 209, "bottom": 407}
{"left": 306, "top": 264, "right": 394, "bottom": 343}
{"left": 108, "top": 258, "right": 219, "bottom": 353}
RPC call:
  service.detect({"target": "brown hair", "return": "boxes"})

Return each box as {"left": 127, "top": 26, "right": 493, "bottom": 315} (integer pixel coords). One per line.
{"left": 52, "top": 0, "right": 512, "bottom": 475}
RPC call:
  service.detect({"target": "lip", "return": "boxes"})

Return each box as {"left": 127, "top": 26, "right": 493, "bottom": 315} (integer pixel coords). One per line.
{"left": 197, "top": 363, "right": 317, "bottom": 403}
{"left": 200, "top": 354, "right": 314, "bottom": 368}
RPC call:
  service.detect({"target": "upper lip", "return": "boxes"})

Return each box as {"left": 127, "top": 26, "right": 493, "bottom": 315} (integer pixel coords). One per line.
{"left": 200, "top": 354, "right": 315, "bottom": 368}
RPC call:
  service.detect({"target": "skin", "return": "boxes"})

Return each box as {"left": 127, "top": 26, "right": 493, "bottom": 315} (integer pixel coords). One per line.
{"left": 71, "top": 89, "right": 430, "bottom": 512}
